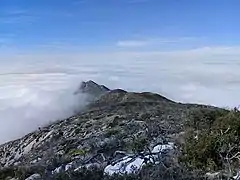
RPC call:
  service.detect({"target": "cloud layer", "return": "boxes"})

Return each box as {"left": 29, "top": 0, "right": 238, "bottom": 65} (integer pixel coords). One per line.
{"left": 0, "top": 46, "right": 240, "bottom": 144}
{"left": 0, "top": 73, "right": 90, "bottom": 143}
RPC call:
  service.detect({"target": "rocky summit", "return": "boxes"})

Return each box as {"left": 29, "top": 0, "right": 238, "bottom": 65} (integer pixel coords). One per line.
{"left": 0, "top": 81, "right": 226, "bottom": 180}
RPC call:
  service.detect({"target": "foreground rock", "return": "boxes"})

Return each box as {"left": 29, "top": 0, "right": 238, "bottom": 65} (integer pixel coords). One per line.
{"left": 0, "top": 81, "right": 220, "bottom": 179}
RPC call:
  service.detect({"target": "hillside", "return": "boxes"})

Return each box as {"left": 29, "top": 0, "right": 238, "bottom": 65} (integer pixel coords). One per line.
{"left": 0, "top": 81, "right": 238, "bottom": 180}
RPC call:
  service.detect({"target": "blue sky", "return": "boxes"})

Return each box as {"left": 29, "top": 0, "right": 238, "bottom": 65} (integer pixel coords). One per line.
{"left": 0, "top": 0, "right": 238, "bottom": 53}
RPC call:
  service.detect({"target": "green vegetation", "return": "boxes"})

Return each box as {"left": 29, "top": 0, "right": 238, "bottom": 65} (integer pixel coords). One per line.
{"left": 127, "top": 136, "right": 149, "bottom": 153}
{"left": 68, "top": 148, "right": 87, "bottom": 156}
{"left": 181, "top": 107, "right": 240, "bottom": 175}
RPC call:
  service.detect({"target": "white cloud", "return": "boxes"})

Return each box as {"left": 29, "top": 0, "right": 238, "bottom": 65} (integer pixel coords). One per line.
{"left": 0, "top": 72, "right": 91, "bottom": 143}
{"left": 0, "top": 46, "right": 240, "bottom": 143}
{"left": 116, "top": 40, "right": 148, "bottom": 47}
{"left": 116, "top": 36, "right": 203, "bottom": 49}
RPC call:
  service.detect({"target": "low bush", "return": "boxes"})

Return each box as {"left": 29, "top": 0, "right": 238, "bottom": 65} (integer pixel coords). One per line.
{"left": 181, "top": 107, "right": 240, "bottom": 176}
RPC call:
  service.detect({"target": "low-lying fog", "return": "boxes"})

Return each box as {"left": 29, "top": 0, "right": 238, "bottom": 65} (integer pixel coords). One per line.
{"left": 1, "top": 48, "right": 240, "bottom": 143}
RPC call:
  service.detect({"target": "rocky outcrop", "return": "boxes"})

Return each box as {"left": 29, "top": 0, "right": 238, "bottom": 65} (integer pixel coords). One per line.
{"left": 75, "top": 80, "right": 110, "bottom": 97}
{"left": 25, "top": 174, "right": 41, "bottom": 180}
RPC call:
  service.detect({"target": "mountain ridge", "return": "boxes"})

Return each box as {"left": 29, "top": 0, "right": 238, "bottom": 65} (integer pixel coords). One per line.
{"left": 0, "top": 80, "right": 225, "bottom": 180}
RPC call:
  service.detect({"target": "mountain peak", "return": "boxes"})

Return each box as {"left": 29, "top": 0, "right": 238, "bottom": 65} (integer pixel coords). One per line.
{"left": 75, "top": 80, "right": 110, "bottom": 97}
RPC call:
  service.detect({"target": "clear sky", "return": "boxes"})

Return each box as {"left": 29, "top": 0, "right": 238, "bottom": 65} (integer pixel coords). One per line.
{"left": 0, "top": 0, "right": 238, "bottom": 53}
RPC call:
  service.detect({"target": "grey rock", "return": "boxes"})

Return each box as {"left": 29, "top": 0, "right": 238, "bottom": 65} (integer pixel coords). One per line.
{"left": 24, "top": 174, "right": 41, "bottom": 180}
{"left": 75, "top": 80, "right": 110, "bottom": 97}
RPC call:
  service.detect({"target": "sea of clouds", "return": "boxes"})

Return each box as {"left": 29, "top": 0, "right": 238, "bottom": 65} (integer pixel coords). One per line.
{"left": 0, "top": 47, "right": 240, "bottom": 144}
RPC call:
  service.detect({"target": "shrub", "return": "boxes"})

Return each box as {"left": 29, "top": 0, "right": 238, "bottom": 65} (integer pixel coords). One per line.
{"left": 126, "top": 136, "right": 149, "bottom": 153}
{"left": 68, "top": 149, "right": 87, "bottom": 156}
{"left": 181, "top": 107, "right": 240, "bottom": 174}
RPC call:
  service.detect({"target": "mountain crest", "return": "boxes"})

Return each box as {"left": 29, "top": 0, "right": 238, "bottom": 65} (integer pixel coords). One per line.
{"left": 75, "top": 80, "right": 110, "bottom": 97}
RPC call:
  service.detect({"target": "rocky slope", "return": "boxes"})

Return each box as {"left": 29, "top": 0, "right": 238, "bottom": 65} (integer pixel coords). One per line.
{"left": 0, "top": 81, "right": 219, "bottom": 180}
